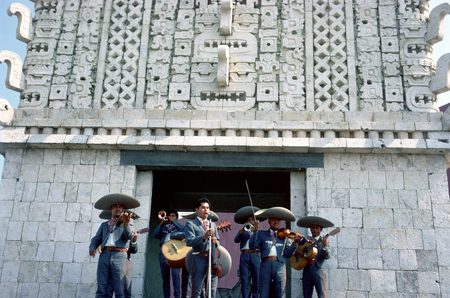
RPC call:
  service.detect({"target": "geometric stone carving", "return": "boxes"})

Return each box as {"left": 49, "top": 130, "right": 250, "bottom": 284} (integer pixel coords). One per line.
{"left": 7, "top": 3, "right": 34, "bottom": 43}
{"left": 406, "top": 86, "right": 438, "bottom": 112}
{"left": 220, "top": 0, "right": 233, "bottom": 36}
{"left": 430, "top": 53, "right": 450, "bottom": 95}
{"left": 0, "top": 98, "right": 14, "bottom": 126}
{"left": 426, "top": 3, "right": 450, "bottom": 45}
{"left": 217, "top": 45, "right": 230, "bottom": 87}
{"left": 0, "top": 50, "right": 25, "bottom": 92}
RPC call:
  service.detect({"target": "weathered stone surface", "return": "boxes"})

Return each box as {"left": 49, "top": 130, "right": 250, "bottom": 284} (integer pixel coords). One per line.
{"left": 370, "top": 270, "right": 397, "bottom": 292}
{"left": 396, "top": 271, "right": 419, "bottom": 293}
{"left": 399, "top": 249, "right": 418, "bottom": 270}
{"left": 36, "top": 242, "right": 55, "bottom": 262}
{"left": 18, "top": 261, "right": 38, "bottom": 282}
{"left": 358, "top": 249, "right": 383, "bottom": 269}
{"left": 381, "top": 249, "right": 400, "bottom": 271}
{"left": 418, "top": 271, "right": 440, "bottom": 294}
{"left": 363, "top": 209, "right": 393, "bottom": 229}
{"left": 61, "top": 263, "right": 82, "bottom": 284}
{"left": 17, "top": 283, "right": 39, "bottom": 297}
{"left": 347, "top": 269, "right": 370, "bottom": 291}
{"left": 337, "top": 248, "right": 358, "bottom": 269}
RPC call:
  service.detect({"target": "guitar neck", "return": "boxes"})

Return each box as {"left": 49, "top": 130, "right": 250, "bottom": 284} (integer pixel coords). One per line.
{"left": 307, "top": 228, "right": 340, "bottom": 250}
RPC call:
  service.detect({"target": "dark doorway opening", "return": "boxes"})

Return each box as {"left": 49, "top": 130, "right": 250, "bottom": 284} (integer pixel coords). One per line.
{"left": 145, "top": 170, "right": 293, "bottom": 298}
{"left": 151, "top": 170, "right": 291, "bottom": 215}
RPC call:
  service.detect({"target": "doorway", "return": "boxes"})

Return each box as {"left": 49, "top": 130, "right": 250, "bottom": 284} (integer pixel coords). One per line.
{"left": 144, "top": 170, "right": 292, "bottom": 297}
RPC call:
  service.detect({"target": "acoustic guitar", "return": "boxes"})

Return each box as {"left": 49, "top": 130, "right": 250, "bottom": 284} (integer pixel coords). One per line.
{"left": 290, "top": 227, "right": 340, "bottom": 270}
{"left": 161, "top": 221, "right": 232, "bottom": 268}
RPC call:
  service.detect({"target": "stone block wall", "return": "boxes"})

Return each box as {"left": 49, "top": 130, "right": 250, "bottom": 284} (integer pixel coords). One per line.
{"left": 2, "top": 147, "right": 450, "bottom": 297}
{"left": 302, "top": 153, "right": 450, "bottom": 297}
{"left": 0, "top": 148, "right": 150, "bottom": 298}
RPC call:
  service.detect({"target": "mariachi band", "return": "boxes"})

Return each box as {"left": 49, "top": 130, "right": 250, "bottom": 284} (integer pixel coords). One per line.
{"left": 89, "top": 193, "right": 339, "bottom": 298}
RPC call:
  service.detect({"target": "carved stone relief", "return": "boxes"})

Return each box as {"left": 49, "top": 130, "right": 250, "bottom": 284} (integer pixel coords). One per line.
{"left": 7, "top": 3, "right": 34, "bottom": 43}
{"left": 0, "top": 50, "right": 25, "bottom": 92}
{"left": 3, "top": 0, "right": 446, "bottom": 113}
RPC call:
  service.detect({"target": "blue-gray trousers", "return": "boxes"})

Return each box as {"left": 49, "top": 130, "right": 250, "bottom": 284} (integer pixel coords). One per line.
{"left": 96, "top": 250, "right": 128, "bottom": 298}
{"left": 259, "top": 259, "right": 285, "bottom": 298}
{"left": 239, "top": 252, "right": 260, "bottom": 298}
{"left": 302, "top": 264, "right": 326, "bottom": 298}
{"left": 190, "top": 254, "right": 218, "bottom": 298}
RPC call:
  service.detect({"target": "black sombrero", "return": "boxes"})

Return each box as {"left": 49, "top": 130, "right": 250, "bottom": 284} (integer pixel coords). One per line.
{"left": 254, "top": 207, "right": 295, "bottom": 222}
{"left": 94, "top": 193, "right": 141, "bottom": 210}
{"left": 234, "top": 206, "right": 266, "bottom": 224}
{"left": 99, "top": 210, "right": 140, "bottom": 220}
{"left": 296, "top": 216, "right": 334, "bottom": 228}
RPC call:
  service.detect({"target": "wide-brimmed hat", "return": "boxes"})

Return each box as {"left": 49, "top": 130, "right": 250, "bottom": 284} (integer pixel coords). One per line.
{"left": 180, "top": 211, "right": 219, "bottom": 222}
{"left": 234, "top": 206, "right": 267, "bottom": 224}
{"left": 94, "top": 193, "right": 141, "bottom": 210}
{"left": 296, "top": 216, "right": 334, "bottom": 228}
{"left": 255, "top": 207, "right": 295, "bottom": 222}
{"left": 99, "top": 210, "right": 140, "bottom": 220}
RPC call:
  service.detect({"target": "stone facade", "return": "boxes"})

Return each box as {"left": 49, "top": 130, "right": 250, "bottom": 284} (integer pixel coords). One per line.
{"left": 1, "top": 0, "right": 450, "bottom": 297}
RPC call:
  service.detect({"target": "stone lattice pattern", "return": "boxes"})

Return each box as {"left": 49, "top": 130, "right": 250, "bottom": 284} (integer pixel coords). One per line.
{"left": 16, "top": 0, "right": 440, "bottom": 112}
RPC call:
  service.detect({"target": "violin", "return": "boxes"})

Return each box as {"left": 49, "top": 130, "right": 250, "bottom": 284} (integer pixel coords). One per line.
{"left": 208, "top": 220, "right": 223, "bottom": 277}
{"left": 277, "top": 228, "right": 303, "bottom": 240}
{"left": 210, "top": 246, "right": 223, "bottom": 276}
{"left": 109, "top": 212, "right": 137, "bottom": 233}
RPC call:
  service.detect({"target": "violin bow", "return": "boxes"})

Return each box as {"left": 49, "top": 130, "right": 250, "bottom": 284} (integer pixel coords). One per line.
{"left": 245, "top": 180, "right": 257, "bottom": 221}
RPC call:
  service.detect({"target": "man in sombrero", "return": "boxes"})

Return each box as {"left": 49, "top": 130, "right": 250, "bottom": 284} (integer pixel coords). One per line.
{"left": 233, "top": 206, "right": 262, "bottom": 298}
{"left": 99, "top": 209, "right": 140, "bottom": 298}
{"left": 89, "top": 193, "right": 140, "bottom": 298}
{"left": 296, "top": 216, "right": 333, "bottom": 298}
{"left": 250, "top": 207, "right": 305, "bottom": 298}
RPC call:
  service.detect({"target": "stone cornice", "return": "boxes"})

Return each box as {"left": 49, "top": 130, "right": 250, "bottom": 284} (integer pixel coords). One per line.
{"left": 2, "top": 109, "right": 449, "bottom": 155}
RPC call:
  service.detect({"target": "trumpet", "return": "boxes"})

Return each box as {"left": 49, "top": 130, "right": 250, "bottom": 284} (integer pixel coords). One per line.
{"left": 243, "top": 222, "right": 253, "bottom": 232}
{"left": 158, "top": 210, "right": 173, "bottom": 223}
{"left": 158, "top": 210, "right": 167, "bottom": 220}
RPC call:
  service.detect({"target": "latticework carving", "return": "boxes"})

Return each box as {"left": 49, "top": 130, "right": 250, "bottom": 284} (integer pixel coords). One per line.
{"left": 102, "top": 0, "right": 143, "bottom": 109}
{"left": 312, "top": 0, "right": 350, "bottom": 111}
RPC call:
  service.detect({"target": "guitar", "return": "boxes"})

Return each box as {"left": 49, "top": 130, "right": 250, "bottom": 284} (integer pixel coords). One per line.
{"left": 161, "top": 221, "right": 232, "bottom": 268}
{"left": 290, "top": 227, "right": 340, "bottom": 270}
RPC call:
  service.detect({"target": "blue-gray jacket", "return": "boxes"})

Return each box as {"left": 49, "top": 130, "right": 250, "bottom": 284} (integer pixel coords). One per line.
{"left": 185, "top": 218, "right": 220, "bottom": 253}
{"left": 152, "top": 221, "right": 184, "bottom": 247}
{"left": 249, "top": 229, "right": 304, "bottom": 263}
{"left": 89, "top": 220, "right": 135, "bottom": 251}
{"left": 234, "top": 230, "right": 256, "bottom": 250}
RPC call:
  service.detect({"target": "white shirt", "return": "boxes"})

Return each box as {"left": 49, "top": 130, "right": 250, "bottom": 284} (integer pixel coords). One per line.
{"left": 268, "top": 229, "right": 278, "bottom": 257}
{"left": 105, "top": 233, "right": 115, "bottom": 247}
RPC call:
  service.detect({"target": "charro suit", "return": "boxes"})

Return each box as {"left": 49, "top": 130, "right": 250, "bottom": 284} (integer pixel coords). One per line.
{"left": 185, "top": 218, "right": 220, "bottom": 298}
{"left": 89, "top": 220, "right": 135, "bottom": 298}
{"left": 107, "top": 241, "right": 138, "bottom": 298}
{"left": 302, "top": 236, "right": 330, "bottom": 298}
{"left": 234, "top": 230, "right": 260, "bottom": 298}
{"left": 250, "top": 229, "right": 305, "bottom": 298}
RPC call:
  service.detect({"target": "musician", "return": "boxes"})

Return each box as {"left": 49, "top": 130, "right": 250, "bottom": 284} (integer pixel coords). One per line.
{"left": 233, "top": 206, "right": 261, "bottom": 298}
{"left": 100, "top": 210, "right": 139, "bottom": 298}
{"left": 153, "top": 210, "right": 185, "bottom": 298}
{"left": 296, "top": 216, "right": 332, "bottom": 298}
{"left": 184, "top": 198, "right": 220, "bottom": 298}
{"left": 89, "top": 193, "right": 139, "bottom": 298}
{"left": 250, "top": 208, "right": 304, "bottom": 298}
